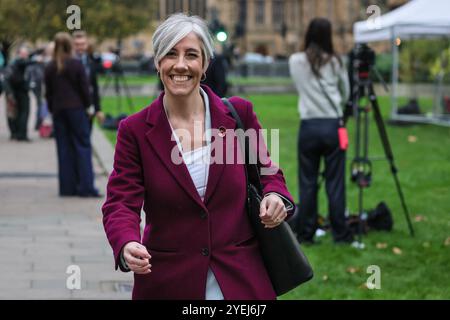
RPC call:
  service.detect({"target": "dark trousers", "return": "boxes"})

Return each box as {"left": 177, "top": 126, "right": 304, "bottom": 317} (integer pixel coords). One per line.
{"left": 32, "top": 87, "right": 43, "bottom": 130}
{"left": 11, "top": 90, "right": 30, "bottom": 140}
{"left": 7, "top": 117, "right": 18, "bottom": 139}
{"left": 88, "top": 116, "right": 94, "bottom": 135}
{"left": 53, "top": 108, "right": 97, "bottom": 196}
{"left": 296, "top": 118, "right": 353, "bottom": 243}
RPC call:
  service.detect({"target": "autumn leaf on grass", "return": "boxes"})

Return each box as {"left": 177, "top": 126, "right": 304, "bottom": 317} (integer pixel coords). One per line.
{"left": 414, "top": 215, "right": 427, "bottom": 222}
{"left": 346, "top": 266, "right": 360, "bottom": 274}
{"left": 359, "top": 282, "right": 368, "bottom": 289}
{"left": 408, "top": 135, "right": 417, "bottom": 143}
{"left": 376, "top": 242, "right": 388, "bottom": 249}
{"left": 392, "top": 247, "right": 403, "bottom": 255}
{"left": 444, "top": 237, "right": 450, "bottom": 246}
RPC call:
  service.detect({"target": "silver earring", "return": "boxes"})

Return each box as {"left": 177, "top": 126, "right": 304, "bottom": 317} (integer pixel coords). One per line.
{"left": 201, "top": 73, "right": 206, "bottom": 81}
{"left": 157, "top": 70, "right": 160, "bottom": 78}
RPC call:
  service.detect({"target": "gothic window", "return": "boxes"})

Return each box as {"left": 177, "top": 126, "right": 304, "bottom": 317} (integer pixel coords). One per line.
{"left": 272, "top": 0, "right": 284, "bottom": 26}
{"left": 255, "top": 0, "right": 265, "bottom": 25}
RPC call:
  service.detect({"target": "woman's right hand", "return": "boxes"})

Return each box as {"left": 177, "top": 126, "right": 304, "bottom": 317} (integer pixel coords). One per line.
{"left": 123, "top": 241, "right": 152, "bottom": 274}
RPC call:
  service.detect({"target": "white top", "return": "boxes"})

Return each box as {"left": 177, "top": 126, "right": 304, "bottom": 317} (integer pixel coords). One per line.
{"left": 181, "top": 146, "right": 210, "bottom": 200}
{"left": 164, "top": 87, "right": 224, "bottom": 300}
{"left": 289, "top": 52, "right": 350, "bottom": 120}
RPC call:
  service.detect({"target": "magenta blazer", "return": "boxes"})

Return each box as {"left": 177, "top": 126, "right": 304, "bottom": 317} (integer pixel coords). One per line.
{"left": 102, "top": 85, "right": 295, "bottom": 300}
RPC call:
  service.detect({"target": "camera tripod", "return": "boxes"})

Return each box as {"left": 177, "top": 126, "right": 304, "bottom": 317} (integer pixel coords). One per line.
{"left": 102, "top": 60, "right": 134, "bottom": 114}
{"left": 350, "top": 68, "right": 415, "bottom": 246}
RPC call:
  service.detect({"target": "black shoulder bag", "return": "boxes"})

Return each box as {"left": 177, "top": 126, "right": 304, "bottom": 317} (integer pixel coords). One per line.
{"left": 222, "top": 98, "right": 314, "bottom": 296}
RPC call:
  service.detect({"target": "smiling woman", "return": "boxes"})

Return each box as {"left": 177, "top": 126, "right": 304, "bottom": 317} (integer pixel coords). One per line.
{"left": 102, "top": 13, "right": 296, "bottom": 300}
{"left": 158, "top": 33, "right": 205, "bottom": 100}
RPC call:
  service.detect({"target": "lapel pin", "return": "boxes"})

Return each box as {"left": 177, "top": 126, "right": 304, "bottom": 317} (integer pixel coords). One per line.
{"left": 218, "top": 126, "right": 226, "bottom": 137}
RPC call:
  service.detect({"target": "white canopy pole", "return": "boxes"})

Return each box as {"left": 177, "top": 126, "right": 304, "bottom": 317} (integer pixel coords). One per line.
{"left": 391, "top": 26, "right": 399, "bottom": 118}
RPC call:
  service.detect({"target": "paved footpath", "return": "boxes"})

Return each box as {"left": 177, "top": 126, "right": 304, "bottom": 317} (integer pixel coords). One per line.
{"left": 0, "top": 95, "right": 133, "bottom": 299}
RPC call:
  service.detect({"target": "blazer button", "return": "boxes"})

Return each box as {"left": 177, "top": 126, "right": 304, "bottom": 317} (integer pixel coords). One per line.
{"left": 200, "top": 211, "right": 207, "bottom": 219}
{"left": 201, "top": 248, "right": 209, "bottom": 256}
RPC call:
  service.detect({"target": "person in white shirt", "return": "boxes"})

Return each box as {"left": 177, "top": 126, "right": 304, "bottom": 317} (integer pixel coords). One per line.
{"left": 288, "top": 18, "right": 354, "bottom": 245}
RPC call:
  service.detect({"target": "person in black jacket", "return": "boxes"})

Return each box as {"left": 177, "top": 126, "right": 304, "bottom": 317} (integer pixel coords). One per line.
{"left": 6, "top": 46, "right": 32, "bottom": 141}
{"left": 73, "top": 31, "right": 104, "bottom": 131}
{"left": 44, "top": 32, "right": 100, "bottom": 197}
{"left": 202, "top": 43, "right": 228, "bottom": 97}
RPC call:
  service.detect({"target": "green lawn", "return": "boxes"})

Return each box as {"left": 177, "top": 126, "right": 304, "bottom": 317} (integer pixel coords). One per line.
{"left": 100, "top": 94, "right": 450, "bottom": 299}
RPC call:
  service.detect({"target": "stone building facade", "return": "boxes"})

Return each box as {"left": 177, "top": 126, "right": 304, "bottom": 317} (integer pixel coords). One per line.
{"left": 99, "top": 0, "right": 408, "bottom": 58}
{"left": 156, "top": 0, "right": 408, "bottom": 56}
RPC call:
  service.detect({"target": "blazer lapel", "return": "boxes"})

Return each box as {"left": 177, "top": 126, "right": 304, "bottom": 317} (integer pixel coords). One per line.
{"left": 144, "top": 88, "right": 238, "bottom": 209}
{"left": 203, "top": 88, "right": 237, "bottom": 205}
{"left": 145, "top": 94, "right": 207, "bottom": 210}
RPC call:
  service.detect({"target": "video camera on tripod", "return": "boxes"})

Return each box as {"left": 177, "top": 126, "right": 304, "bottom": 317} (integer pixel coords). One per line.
{"left": 352, "top": 43, "right": 376, "bottom": 77}
{"left": 344, "top": 44, "right": 376, "bottom": 123}
{"left": 348, "top": 43, "right": 377, "bottom": 188}
{"left": 101, "top": 49, "right": 134, "bottom": 130}
{"left": 346, "top": 43, "right": 415, "bottom": 243}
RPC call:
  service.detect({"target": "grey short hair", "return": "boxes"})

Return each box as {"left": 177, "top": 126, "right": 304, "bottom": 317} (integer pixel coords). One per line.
{"left": 16, "top": 44, "right": 30, "bottom": 54}
{"left": 152, "top": 13, "right": 214, "bottom": 68}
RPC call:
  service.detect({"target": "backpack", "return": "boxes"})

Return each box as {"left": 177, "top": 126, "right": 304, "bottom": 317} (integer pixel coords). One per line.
{"left": 101, "top": 113, "right": 128, "bottom": 130}
{"left": 366, "top": 201, "right": 393, "bottom": 231}
{"left": 288, "top": 201, "right": 393, "bottom": 236}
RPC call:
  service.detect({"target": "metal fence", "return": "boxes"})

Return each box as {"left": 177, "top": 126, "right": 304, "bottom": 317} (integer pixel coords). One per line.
{"left": 231, "top": 61, "right": 290, "bottom": 78}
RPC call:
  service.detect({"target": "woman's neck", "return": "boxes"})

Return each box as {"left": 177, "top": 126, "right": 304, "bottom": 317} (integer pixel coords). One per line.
{"left": 164, "top": 89, "right": 204, "bottom": 121}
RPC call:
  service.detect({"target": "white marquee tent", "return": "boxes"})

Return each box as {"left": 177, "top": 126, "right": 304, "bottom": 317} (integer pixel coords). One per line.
{"left": 353, "top": 0, "right": 450, "bottom": 125}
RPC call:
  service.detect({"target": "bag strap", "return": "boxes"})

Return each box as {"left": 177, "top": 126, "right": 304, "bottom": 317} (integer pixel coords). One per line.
{"left": 221, "top": 97, "right": 263, "bottom": 193}
{"left": 316, "top": 76, "right": 344, "bottom": 127}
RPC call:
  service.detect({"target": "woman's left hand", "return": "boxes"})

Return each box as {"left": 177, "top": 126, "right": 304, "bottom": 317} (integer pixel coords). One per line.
{"left": 259, "top": 194, "right": 288, "bottom": 228}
